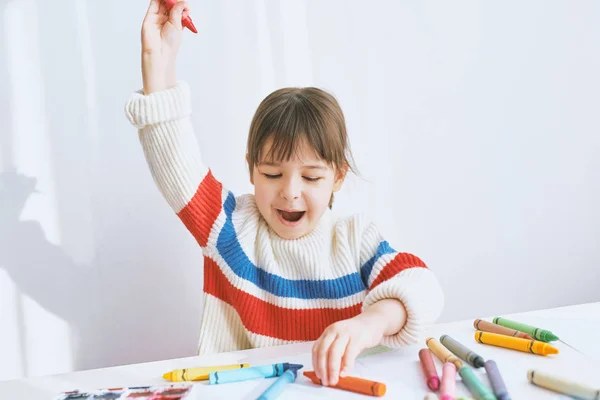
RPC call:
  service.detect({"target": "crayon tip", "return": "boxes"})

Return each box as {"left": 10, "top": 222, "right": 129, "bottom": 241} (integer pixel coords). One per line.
{"left": 427, "top": 376, "right": 440, "bottom": 391}
{"left": 303, "top": 371, "right": 320, "bottom": 385}
{"left": 474, "top": 357, "right": 485, "bottom": 368}
{"left": 288, "top": 364, "right": 304, "bottom": 370}
{"left": 546, "top": 332, "right": 559, "bottom": 341}
{"left": 162, "top": 372, "right": 172, "bottom": 381}
{"left": 373, "top": 382, "right": 387, "bottom": 397}
{"left": 545, "top": 346, "right": 559, "bottom": 355}
{"left": 184, "top": 17, "right": 198, "bottom": 34}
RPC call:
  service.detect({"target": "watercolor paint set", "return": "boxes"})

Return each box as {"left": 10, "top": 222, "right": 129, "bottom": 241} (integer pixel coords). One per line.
{"left": 54, "top": 383, "right": 196, "bottom": 399}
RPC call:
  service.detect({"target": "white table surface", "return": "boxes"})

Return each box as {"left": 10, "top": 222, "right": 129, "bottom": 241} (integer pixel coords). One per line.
{"left": 1, "top": 302, "right": 599, "bottom": 399}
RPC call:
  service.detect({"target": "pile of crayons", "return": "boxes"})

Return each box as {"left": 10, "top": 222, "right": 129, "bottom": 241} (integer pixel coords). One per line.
{"left": 420, "top": 317, "right": 599, "bottom": 400}
{"left": 162, "top": 361, "right": 388, "bottom": 398}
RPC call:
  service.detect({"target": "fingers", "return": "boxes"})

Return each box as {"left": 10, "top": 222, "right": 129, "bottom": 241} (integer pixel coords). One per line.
{"left": 145, "top": 0, "right": 160, "bottom": 17}
{"left": 158, "top": 1, "right": 167, "bottom": 16}
{"left": 327, "top": 335, "right": 350, "bottom": 386}
{"left": 340, "top": 339, "right": 361, "bottom": 378}
{"left": 312, "top": 332, "right": 336, "bottom": 386}
{"left": 168, "top": 1, "right": 190, "bottom": 30}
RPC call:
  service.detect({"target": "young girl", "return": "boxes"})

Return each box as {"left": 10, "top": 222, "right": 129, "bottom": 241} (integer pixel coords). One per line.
{"left": 126, "top": 0, "right": 443, "bottom": 387}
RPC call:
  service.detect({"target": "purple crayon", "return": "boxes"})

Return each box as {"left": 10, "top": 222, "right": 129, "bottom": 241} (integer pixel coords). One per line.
{"left": 484, "top": 360, "right": 511, "bottom": 400}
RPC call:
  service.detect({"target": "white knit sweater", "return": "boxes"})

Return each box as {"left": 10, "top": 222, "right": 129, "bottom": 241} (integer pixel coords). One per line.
{"left": 125, "top": 82, "right": 444, "bottom": 355}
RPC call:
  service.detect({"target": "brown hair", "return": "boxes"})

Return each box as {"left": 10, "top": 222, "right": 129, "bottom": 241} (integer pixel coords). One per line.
{"left": 246, "top": 87, "right": 356, "bottom": 208}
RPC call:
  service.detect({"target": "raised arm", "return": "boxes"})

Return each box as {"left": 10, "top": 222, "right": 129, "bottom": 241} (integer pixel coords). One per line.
{"left": 125, "top": 1, "right": 228, "bottom": 248}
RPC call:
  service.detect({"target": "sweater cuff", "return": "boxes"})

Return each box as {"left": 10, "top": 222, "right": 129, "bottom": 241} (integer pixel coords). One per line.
{"left": 362, "top": 267, "right": 444, "bottom": 347}
{"left": 124, "top": 81, "right": 192, "bottom": 129}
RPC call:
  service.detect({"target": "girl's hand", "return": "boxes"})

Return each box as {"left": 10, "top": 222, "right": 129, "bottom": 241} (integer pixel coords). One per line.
{"left": 311, "top": 314, "right": 386, "bottom": 386}
{"left": 141, "top": 0, "right": 190, "bottom": 94}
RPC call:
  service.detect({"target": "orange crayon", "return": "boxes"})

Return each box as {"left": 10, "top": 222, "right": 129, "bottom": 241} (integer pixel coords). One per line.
{"left": 474, "top": 319, "right": 533, "bottom": 340}
{"left": 474, "top": 331, "right": 559, "bottom": 356}
{"left": 303, "top": 371, "right": 386, "bottom": 397}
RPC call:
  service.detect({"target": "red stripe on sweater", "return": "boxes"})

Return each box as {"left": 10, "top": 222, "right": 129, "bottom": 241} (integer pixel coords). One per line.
{"left": 177, "top": 171, "right": 223, "bottom": 247}
{"left": 203, "top": 256, "right": 362, "bottom": 341}
{"left": 370, "top": 253, "right": 427, "bottom": 290}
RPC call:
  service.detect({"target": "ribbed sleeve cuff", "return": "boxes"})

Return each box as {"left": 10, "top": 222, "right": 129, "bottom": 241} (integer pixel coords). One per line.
{"left": 124, "top": 82, "right": 192, "bottom": 129}
{"left": 362, "top": 267, "right": 444, "bottom": 347}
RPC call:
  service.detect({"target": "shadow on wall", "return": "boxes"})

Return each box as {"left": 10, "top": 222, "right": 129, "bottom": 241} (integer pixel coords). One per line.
{"left": 0, "top": 0, "right": 203, "bottom": 377}
{"left": 0, "top": 168, "right": 102, "bottom": 373}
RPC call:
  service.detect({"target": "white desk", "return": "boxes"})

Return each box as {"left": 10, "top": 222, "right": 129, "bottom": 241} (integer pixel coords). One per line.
{"left": 1, "top": 303, "right": 599, "bottom": 399}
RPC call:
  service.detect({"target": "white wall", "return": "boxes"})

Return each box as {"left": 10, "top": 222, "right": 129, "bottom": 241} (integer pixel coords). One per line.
{"left": 1, "top": 0, "right": 598, "bottom": 381}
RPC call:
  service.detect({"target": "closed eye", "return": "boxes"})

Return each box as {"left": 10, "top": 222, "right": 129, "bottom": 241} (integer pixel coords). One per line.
{"left": 263, "top": 173, "right": 281, "bottom": 179}
{"left": 303, "top": 177, "right": 322, "bottom": 182}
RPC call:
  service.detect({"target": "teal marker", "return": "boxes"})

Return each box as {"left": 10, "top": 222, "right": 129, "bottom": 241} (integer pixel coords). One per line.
{"left": 209, "top": 363, "right": 302, "bottom": 385}
{"left": 492, "top": 317, "right": 559, "bottom": 342}
{"left": 257, "top": 366, "right": 301, "bottom": 400}
{"left": 458, "top": 366, "right": 497, "bottom": 400}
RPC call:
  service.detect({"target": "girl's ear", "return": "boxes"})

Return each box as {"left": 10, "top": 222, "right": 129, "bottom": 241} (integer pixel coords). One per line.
{"left": 333, "top": 164, "right": 348, "bottom": 192}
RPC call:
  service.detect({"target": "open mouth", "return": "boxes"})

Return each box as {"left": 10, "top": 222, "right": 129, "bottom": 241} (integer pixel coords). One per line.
{"left": 276, "top": 209, "right": 306, "bottom": 224}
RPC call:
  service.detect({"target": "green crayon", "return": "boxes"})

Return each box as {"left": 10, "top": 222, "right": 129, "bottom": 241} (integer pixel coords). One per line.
{"left": 492, "top": 317, "right": 559, "bottom": 343}
{"left": 458, "top": 366, "right": 497, "bottom": 400}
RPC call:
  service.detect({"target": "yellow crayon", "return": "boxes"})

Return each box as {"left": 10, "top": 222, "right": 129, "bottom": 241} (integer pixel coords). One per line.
{"left": 426, "top": 337, "right": 463, "bottom": 369}
{"left": 162, "top": 363, "right": 250, "bottom": 381}
{"left": 474, "top": 331, "right": 559, "bottom": 356}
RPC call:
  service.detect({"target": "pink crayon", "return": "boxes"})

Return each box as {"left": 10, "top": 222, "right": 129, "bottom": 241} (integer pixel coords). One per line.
{"left": 440, "top": 362, "right": 456, "bottom": 400}
{"left": 419, "top": 348, "right": 440, "bottom": 391}
{"left": 164, "top": 0, "right": 197, "bottom": 33}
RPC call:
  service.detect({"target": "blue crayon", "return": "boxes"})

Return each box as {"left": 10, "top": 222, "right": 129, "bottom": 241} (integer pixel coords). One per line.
{"left": 257, "top": 366, "right": 302, "bottom": 400}
{"left": 209, "top": 363, "right": 302, "bottom": 385}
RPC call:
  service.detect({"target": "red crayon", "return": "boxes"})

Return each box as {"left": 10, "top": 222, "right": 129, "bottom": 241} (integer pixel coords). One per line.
{"left": 164, "top": 0, "right": 197, "bottom": 33}
{"left": 419, "top": 348, "right": 440, "bottom": 391}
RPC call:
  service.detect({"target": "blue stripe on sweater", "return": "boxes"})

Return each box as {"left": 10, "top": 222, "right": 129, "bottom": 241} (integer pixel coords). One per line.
{"left": 359, "top": 241, "right": 397, "bottom": 286}
{"left": 215, "top": 193, "right": 392, "bottom": 300}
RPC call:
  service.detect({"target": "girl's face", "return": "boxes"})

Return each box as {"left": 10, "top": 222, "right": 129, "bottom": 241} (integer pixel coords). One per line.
{"left": 251, "top": 138, "right": 346, "bottom": 240}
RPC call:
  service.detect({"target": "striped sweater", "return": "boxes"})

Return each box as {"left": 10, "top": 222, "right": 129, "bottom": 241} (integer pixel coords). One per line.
{"left": 125, "top": 82, "right": 444, "bottom": 355}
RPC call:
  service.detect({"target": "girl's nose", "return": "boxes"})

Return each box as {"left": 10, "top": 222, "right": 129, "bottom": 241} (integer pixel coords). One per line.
{"left": 281, "top": 177, "right": 301, "bottom": 201}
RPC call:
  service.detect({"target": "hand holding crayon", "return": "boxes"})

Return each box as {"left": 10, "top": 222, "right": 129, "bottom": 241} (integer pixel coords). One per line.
{"left": 163, "top": 0, "right": 197, "bottom": 33}
{"left": 141, "top": 0, "right": 193, "bottom": 94}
